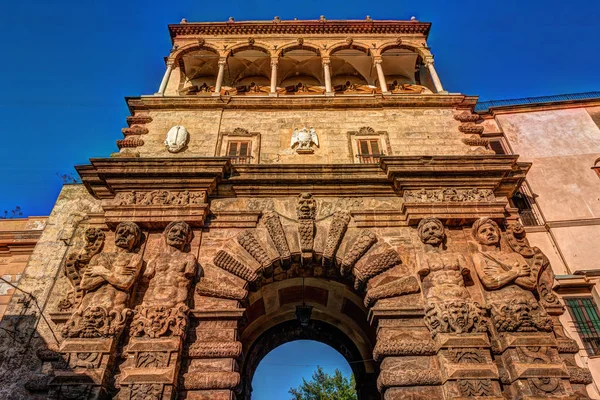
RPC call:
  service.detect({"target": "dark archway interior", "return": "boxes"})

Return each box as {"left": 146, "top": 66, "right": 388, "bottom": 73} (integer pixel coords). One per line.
{"left": 241, "top": 319, "right": 379, "bottom": 400}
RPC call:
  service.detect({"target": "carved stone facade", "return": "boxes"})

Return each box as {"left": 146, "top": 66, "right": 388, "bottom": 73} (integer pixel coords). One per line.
{"left": 0, "top": 17, "right": 595, "bottom": 400}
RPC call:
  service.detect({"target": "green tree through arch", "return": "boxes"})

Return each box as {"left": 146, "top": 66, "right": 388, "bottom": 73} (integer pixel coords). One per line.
{"left": 289, "top": 366, "right": 357, "bottom": 400}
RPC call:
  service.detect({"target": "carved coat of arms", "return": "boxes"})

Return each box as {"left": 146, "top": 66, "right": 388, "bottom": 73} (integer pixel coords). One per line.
{"left": 291, "top": 126, "right": 319, "bottom": 153}
{"left": 164, "top": 125, "right": 189, "bottom": 153}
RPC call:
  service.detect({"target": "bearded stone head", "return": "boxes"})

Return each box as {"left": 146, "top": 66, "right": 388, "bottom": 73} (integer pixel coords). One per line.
{"left": 114, "top": 222, "right": 142, "bottom": 251}
{"left": 472, "top": 218, "right": 500, "bottom": 247}
{"left": 447, "top": 301, "right": 470, "bottom": 332}
{"left": 417, "top": 217, "right": 445, "bottom": 247}
{"left": 164, "top": 221, "right": 193, "bottom": 250}
{"left": 296, "top": 193, "right": 316, "bottom": 220}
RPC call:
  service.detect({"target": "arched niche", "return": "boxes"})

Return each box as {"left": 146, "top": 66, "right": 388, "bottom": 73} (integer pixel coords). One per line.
{"left": 278, "top": 47, "right": 324, "bottom": 91}
{"left": 330, "top": 45, "right": 375, "bottom": 89}
{"left": 379, "top": 46, "right": 434, "bottom": 93}
{"left": 178, "top": 48, "right": 220, "bottom": 94}
{"left": 225, "top": 46, "right": 272, "bottom": 92}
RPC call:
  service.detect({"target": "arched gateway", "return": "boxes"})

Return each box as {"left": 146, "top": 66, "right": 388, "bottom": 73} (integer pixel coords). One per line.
{"left": 0, "top": 17, "right": 594, "bottom": 400}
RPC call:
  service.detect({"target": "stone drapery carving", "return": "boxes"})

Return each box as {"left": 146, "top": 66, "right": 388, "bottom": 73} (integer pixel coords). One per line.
{"left": 471, "top": 218, "right": 552, "bottom": 333}
{"left": 113, "top": 190, "right": 207, "bottom": 206}
{"left": 404, "top": 188, "right": 495, "bottom": 203}
{"left": 296, "top": 193, "right": 316, "bottom": 256}
{"left": 322, "top": 211, "right": 350, "bottom": 267}
{"left": 130, "top": 221, "right": 197, "bottom": 338}
{"left": 57, "top": 228, "right": 106, "bottom": 312}
{"left": 417, "top": 218, "right": 488, "bottom": 337}
{"left": 61, "top": 222, "right": 143, "bottom": 338}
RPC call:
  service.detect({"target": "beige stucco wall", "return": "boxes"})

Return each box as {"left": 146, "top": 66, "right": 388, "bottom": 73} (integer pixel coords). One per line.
{"left": 133, "top": 107, "right": 470, "bottom": 161}
{"left": 497, "top": 108, "right": 600, "bottom": 273}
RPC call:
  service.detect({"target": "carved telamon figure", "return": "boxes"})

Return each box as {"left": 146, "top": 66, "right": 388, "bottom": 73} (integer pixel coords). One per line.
{"left": 62, "top": 222, "right": 143, "bottom": 338}
{"left": 417, "top": 218, "right": 488, "bottom": 337}
{"left": 471, "top": 218, "right": 552, "bottom": 333}
{"left": 130, "top": 221, "right": 197, "bottom": 338}
{"left": 417, "top": 217, "right": 470, "bottom": 301}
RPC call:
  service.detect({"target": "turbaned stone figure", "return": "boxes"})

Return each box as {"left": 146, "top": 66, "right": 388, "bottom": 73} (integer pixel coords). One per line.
{"left": 62, "top": 222, "right": 143, "bottom": 338}
{"left": 130, "top": 221, "right": 197, "bottom": 338}
{"left": 417, "top": 217, "right": 487, "bottom": 337}
{"left": 470, "top": 218, "right": 552, "bottom": 333}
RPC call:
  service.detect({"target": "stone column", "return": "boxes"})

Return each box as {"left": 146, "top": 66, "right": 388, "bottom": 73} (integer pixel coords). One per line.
{"left": 425, "top": 59, "right": 444, "bottom": 93}
{"left": 322, "top": 57, "right": 333, "bottom": 95}
{"left": 374, "top": 58, "right": 388, "bottom": 94}
{"left": 270, "top": 58, "right": 278, "bottom": 96}
{"left": 156, "top": 61, "right": 174, "bottom": 96}
{"left": 214, "top": 58, "right": 227, "bottom": 95}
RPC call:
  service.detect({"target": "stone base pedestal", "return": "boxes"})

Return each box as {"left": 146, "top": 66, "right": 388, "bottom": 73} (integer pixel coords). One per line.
{"left": 117, "top": 336, "right": 183, "bottom": 400}
{"left": 49, "top": 337, "right": 117, "bottom": 400}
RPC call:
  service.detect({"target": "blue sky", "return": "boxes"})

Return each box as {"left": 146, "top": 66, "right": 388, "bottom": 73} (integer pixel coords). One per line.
{"left": 252, "top": 340, "right": 354, "bottom": 399}
{"left": 1, "top": 0, "right": 599, "bottom": 217}
{"left": 0, "top": 2, "right": 599, "bottom": 397}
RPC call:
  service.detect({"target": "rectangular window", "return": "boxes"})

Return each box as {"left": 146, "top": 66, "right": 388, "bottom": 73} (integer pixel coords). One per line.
{"left": 227, "top": 141, "right": 252, "bottom": 164}
{"left": 565, "top": 297, "right": 600, "bottom": 356}
{"left": 511, "top": 188, "right": 540, "bottom": 226}
{"left": 488, "top": 140, "right": 506, "bottom": 155}
{"left": 357, "top": 139, "right": 382, "bottom": 164}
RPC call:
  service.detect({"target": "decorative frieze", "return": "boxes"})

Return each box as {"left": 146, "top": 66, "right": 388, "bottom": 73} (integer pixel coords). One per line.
{"left": 404, "top": 188, "right": 495, "bottom": 203}
{"left": 113, "top": 190, "right": 207, "bottom": 206}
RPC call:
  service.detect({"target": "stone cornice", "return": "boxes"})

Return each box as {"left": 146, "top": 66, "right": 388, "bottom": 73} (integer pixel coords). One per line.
{"left": 381, "top": 155, "right": 530, "bottom": 198}
{"left": 76, "top": 156, "right": 528, "bottom": 200}
{"left": 169, "top": 20, "right": 431, "bottom": 40}
{"left": 127, "top": 94, "right": 478, "bottom": 113}
{"left": 76, "top": 158, "right": 231, "bottom": 199}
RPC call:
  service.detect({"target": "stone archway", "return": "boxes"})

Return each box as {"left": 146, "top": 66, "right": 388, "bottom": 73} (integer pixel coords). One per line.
{"left": 240, "top": 319, "right": 378, "bottom": 399}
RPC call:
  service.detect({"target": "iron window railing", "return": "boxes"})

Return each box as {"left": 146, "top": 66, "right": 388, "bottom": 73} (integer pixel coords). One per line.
{"left": 565, "top": 297, "right": 600, "bottom": 356}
